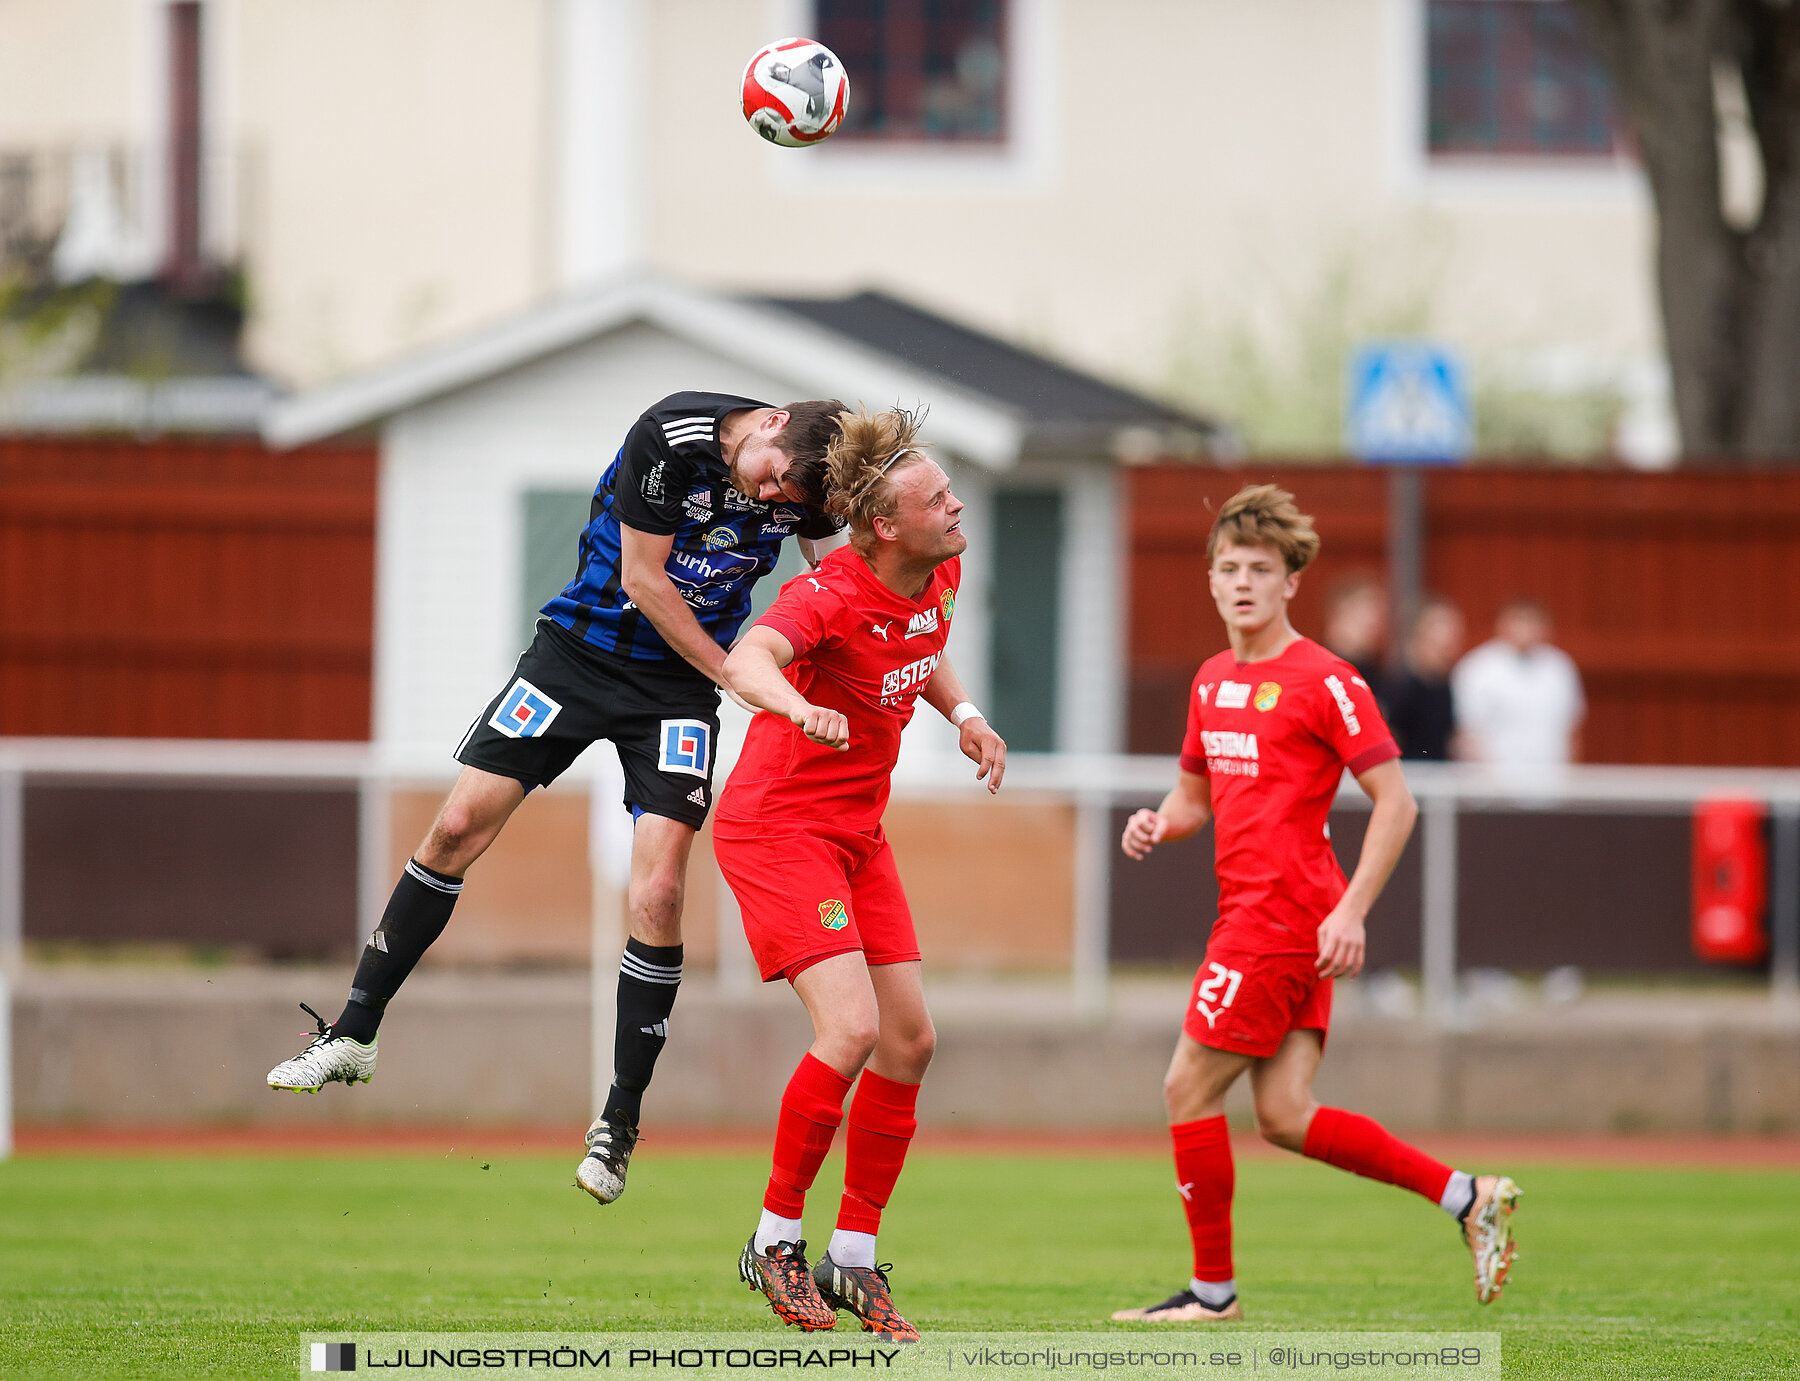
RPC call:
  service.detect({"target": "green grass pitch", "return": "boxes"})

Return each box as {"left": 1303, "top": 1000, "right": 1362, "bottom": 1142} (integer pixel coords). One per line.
{"left": 2, "top": 1146, "right": 1796, "bottom": 1379}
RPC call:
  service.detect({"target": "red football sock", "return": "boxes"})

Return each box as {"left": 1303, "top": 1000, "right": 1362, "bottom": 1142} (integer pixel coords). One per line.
{"left": 836, "top": 1070, "right": 921, "bottom": 1234}
{"left": 1171, "top": 1115, "right": 1235, "bottom": 1282}
{"left": 764, "top": 1053, "right": 855, "bottom": 1217}
{"left": 1302, "top": 1106, "right": 1454, "bottom": 1203}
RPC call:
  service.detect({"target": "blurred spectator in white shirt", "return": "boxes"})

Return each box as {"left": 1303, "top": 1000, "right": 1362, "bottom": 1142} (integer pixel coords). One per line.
{"left": 1452, "top": 597, "right": 1584, "bottom": 765}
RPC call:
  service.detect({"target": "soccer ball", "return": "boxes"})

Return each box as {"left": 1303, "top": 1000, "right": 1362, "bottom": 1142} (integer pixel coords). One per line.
{"left": 742, "top": 37, "right": 849, "bottom": 147}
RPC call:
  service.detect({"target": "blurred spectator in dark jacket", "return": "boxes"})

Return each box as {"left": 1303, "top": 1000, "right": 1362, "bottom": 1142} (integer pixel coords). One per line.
{"left": 1321, "top": 574, "right": 1390, "bottom": 700}
{"left": 1387, "top": 596, "right": 1465, "bottom": 760}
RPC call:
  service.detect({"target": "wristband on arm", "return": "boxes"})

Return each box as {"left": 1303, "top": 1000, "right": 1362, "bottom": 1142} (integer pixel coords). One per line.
{"left": 950, "top": 702, "right": 984, "bottom": 727}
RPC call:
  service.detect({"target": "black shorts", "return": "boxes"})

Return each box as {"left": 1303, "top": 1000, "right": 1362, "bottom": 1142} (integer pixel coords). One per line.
{"left": 455, "top": 620, "right": 721, "bottom": 828}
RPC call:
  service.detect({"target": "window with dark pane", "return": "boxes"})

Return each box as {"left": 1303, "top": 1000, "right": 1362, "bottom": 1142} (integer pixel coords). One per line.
{"left": 991, "top": 489, "right": 1062, "bottom": 753}
{"left": 816, "top": 0, "right": 1007, "bottom": 144}
{"left": 1428, "top": 0, "right": 1624, "bottom": 157}
{"left": 520, "top": 490, "right": 593, "bottom": 650}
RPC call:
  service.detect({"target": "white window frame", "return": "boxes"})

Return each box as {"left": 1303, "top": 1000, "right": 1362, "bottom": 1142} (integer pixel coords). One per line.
{"left": 1384, "top": 0, "right": 1646, "bottom": 205}
{"left": 765, "top": 0, "right": 1058, "bottom": 193}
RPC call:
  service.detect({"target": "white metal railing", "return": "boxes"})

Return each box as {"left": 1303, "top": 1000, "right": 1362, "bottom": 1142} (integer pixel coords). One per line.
{"left": 3, "top": 739, "right": 1799, "bottom": 1154}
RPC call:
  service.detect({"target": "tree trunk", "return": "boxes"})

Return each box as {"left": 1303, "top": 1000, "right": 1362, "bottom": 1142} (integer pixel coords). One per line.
{"left": 1575, "top": 0, "right": 1800, "bottom": 462}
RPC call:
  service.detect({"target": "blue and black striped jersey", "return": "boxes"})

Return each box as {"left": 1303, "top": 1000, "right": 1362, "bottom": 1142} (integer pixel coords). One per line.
{"left": 542, "top": 392, "right": 842, "bottom": 662}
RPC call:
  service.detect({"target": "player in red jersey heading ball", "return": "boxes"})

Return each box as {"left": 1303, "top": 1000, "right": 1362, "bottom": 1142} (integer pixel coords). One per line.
{"left": 1112, "top": 485, "right": 1520, "bottom": 1323}
{"left": 715, "top": 408, "right": 1005, "bottom": 1341}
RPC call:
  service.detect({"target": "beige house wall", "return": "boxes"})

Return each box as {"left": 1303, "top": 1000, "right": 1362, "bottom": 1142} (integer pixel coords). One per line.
{"left": 2, "top": 0, "right": 1660, "bottom": 422}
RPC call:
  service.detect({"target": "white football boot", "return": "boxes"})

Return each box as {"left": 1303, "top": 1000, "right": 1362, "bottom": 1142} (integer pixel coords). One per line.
{"left": 266, "top": 1003, "right": 377, "bottom": 1092}
{"left": 575, "top": 1115, "right": 639, "bottom": 1205}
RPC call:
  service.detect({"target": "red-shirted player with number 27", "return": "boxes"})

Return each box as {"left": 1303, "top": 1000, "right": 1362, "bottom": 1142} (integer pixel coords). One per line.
{"left": 714, "top": 408, "right": 1006, "bottom": 1342}
{"left": 1112, "top": 485, "right": 1520, "bottom": 1324}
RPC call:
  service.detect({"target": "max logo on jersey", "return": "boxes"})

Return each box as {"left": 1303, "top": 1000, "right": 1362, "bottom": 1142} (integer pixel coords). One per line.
{"left": 659, "top": 719, "right": 711, "bottom": 778}
{"left": 1255, "top": 682, "right": 1282, "bottom": 712}
{"left": 489, "top": 678, "right": 563, "bottom": 739}
{"left": 904, "top": 607, "right": 939, "bottom": 639}
{"left": 1216, "top": 680, "right": 1252, "bottom": 709}
{"left": 818, "top": 899, "right": 849, "bottom": 931}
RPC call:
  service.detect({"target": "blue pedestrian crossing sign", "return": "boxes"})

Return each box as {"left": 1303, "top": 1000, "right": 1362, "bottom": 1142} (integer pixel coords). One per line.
{"left": 1347, "top": 341, "right": 1472, "bottom": 463}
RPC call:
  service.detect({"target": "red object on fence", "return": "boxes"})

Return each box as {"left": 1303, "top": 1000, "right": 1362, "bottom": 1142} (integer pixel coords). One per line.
{"left": 1691, "top": 799, "right": 1769, "bottom": 964}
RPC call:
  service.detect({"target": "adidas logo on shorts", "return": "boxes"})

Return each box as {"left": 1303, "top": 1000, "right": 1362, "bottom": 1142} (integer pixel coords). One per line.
{"left": 687, "top": 787, "right": 707, "bottom": 806}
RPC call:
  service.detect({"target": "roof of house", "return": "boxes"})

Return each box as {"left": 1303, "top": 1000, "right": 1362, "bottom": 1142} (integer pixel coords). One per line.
{"left": 760, "top": 290, "right": 1222, "bottom": 454}
{"left": 264, "top": 272, "right": 1224, "bottom": 465}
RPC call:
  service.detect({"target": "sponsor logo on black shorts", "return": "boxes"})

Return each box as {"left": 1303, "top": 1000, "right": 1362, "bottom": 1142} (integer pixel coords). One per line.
{"left": 489, "top": 678, "right": 563, "bottom": 739}
{"left": 659, "top": 719, "right": 711, "bottom": 778}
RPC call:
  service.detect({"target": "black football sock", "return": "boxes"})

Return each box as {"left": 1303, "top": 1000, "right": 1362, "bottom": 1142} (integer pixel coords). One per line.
{"left": 333, "top": 858, "right": 464, "bottom": 1043}
{"left": 600, "top": 938, "right": 683, "bottom": 1128}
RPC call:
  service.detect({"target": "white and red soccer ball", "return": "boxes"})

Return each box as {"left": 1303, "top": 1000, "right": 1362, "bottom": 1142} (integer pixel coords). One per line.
{"left": 742, "top": 37, "right": 849, "bottom": 147}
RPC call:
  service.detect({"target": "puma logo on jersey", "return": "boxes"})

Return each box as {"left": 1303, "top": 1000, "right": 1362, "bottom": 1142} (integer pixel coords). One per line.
{"left": 871, "top": 622, "right": 890, "bottom": 640}
{"left": 806, "top": 577, "right": 827, "bottom": 593}
{"left": 1196, "top": 683, "right": 1212, "bottom": 705}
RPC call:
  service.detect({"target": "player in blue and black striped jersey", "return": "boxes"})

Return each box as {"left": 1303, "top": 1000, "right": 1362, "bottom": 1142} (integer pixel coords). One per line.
{"left": 267, "top": 391, "right": 851, "bottom": 1207}
{"left": 546, "top": 391, "right": 845, "bottom": 660}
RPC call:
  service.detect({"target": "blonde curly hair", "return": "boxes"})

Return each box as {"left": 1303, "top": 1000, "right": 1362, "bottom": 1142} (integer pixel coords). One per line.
{"left": 823, "top": 406, "right": 929, "bottom": 545}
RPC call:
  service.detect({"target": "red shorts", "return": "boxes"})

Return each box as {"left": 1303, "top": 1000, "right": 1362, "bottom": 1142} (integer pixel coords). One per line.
{"left": 1182, "top": 925, "right": 1332, "bottom": 1058}
{"left": 712, "top": 821, "right": 919, "bottom": 983}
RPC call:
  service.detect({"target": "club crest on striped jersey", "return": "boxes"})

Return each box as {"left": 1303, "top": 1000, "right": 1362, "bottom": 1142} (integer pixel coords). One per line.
{"left": 489, "top": 677, "right": 563, "bottom": 739}
{"left": 701, "top": 525, "right": 738, "bottom": 551}
{"left": 1255, "top": 682, "right": 1282, "bottom": 712}
{"left": 818, "top": 898, "right": 849, "bottom": 931}
{"left": 659, "top": 719, "right": 711, "bottom": 778}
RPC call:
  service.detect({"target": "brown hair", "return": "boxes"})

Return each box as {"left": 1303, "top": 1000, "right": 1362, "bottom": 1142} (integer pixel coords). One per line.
{"left": 823, "top": 406, "right": 928, "bottom": 545}
{"left": 771, "top": 398, "right": 851, "bottom": 507}
{"left": 1206, "top": 483, "right": 1321, "bottom": 572}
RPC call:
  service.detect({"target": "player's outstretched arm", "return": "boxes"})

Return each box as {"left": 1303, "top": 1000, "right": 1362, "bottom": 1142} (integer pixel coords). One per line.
{"left": 922, "top": 655, "right": 1006, "bottom": 793}
{"left": 1315, "top": 759, "right": 1418, "bottom": 978}
{"left": 1121, "top": 771, "right": 1212, "bottom": 860}
{"left": 722, "top": 625, "right": 849, "bottom": 749}
{"left": 620, "top": 524, "right": 731, "bottom": 687}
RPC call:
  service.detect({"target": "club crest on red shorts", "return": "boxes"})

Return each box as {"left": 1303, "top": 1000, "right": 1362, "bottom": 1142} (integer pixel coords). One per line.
{"left": 818, "top": 899, "right": 849, "bottom": 930}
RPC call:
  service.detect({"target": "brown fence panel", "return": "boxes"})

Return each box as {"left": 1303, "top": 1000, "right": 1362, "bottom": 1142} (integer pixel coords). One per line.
{"left": 1127, "top": 464, "right": 1800, "bottom": 766}
{"left": 0, "top": 436, "right": 377, "bottom": 740}
{"left": 1128, "top": 466, "right": 1391, "bottom": 753}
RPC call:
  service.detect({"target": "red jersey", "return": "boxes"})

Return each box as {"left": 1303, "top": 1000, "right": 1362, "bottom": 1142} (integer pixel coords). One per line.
{"left": 717, "top": 546, "right": 961, "bottom": 833}
{"left": 1179, "top": 636, "right": 1398, "bottom": 950}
